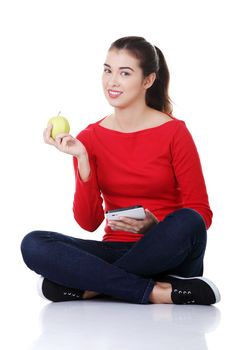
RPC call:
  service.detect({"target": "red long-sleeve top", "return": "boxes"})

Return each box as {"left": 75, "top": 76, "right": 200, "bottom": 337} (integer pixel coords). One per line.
{"left": 73, "top": 116, "right": 212, "bottom": 242}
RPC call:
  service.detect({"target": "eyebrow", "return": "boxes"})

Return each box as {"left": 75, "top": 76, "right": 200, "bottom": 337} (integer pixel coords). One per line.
{"left": 104, "top": 63, "right": 135, "bottom": 72}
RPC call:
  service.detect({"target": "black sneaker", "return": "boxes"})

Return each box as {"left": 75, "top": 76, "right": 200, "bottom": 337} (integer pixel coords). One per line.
{"left": 157, "top": 275, "right": 221, "bottom": 305}
{"left": 37, "top": 276, "right": 85, "bottom": 302}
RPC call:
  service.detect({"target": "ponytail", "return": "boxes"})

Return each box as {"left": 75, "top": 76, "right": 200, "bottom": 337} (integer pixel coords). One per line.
{"left": 146, "top": 46, "right": 173, "bottom": 114}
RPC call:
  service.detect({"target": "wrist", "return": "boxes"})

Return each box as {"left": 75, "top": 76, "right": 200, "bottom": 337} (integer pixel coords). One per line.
{"left": 77, "top": 153, "right": 91, "bottom": 182}
{"left": 76, "top": 150, "right": 88, "bottom": 160}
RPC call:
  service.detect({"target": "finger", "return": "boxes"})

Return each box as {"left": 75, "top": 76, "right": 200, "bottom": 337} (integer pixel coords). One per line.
{"left": 109, "top": 220, "right": 140, "bottom": 233}
{"left": 108, "top": 221, "right": 122, "bottom": 229}
{"left": 145, "top": 209, "right": 159, "bottom": 223}
{"left": 117, "top": 217, "right": 141, "bottom": 225}
{"left": 108, "top": 219, "right": 132, "bottom": 229}
{"left": 61, "top": 135, "right": 76, "bottom": 146}
{"left": 54, "top": 135, "right": 62, "bottom": 145}
{"left": 43, "top": 125, "right": 56, "bottom": 145}
{"left": 53, "top": 135, "right": 75, "bottom": 150}
{"left": 43, "top": 126, "right": 50, "bottom": 142}
{"left": 55, "top": 132, "right": 71, "bottom": 139}
{"left": 108, "top": 221, "right": 127, "bottom": 231}
{"left": 54, "top": 134, "right": 72, "bottom": 144}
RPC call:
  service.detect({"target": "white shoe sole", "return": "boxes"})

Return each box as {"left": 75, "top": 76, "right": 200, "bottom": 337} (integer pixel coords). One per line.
{"left": 169, "top": 275, "right": 221, "bottom": 303}
{"left": 37, "top": 276, "right": 48, "bottom": 300}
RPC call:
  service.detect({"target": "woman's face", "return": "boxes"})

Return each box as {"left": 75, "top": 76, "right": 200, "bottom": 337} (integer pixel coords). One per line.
{"left": 102, "top": 49, "right": 151, "bottom": 109}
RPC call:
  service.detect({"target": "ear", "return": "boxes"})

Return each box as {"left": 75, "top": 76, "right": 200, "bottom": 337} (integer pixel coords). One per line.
{"left": 143, "top": 72, "right": 156, "bottom": 89}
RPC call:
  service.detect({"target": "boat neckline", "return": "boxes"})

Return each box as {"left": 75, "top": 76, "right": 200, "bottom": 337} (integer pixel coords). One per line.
{"left": 95, "top": 115, "right": 178, "bottom": 135}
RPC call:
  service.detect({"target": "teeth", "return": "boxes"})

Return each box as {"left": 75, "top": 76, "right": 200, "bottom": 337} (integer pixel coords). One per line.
{"left": 109, "top": 90, "right": 122, "bottom": 96}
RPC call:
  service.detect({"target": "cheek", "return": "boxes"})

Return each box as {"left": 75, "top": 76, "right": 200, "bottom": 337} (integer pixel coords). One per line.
{"left": 102, "top": 73, "right": 108, "bottom": 85}
{"left": 102, "top": 75, "right": 106, "bottom": 87}
{"left": 102, "top": 79, "right": 109, "bottom": 94}
{"left": 126, "top": 80, "right": 144, "bottom": 96}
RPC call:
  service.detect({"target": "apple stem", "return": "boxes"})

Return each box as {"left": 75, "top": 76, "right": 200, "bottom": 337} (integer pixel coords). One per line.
{"left": 57, "top": 111, "right": 61, "bottom": 117}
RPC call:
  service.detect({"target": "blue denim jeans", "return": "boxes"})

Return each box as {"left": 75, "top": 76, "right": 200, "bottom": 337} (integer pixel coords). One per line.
{"left": 21, "top": 208, "right": 207, "bottom": 304}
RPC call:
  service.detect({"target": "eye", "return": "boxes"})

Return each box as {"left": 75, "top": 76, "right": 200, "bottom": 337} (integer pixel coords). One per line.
{"left": 104, "top": 68, "right": 111, "bottom": 74}
{"left": 121, "top": 71, "right": 130, "bottom": 76}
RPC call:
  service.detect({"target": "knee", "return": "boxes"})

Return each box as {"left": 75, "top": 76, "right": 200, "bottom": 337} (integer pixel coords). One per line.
{"left": 21, "top": 230, "right": 42, "bottom": 254}
{"left": 174, "top": 208, "right": 206, "bottom": 229}
{"left": 167, "top": 208, "right": 207, "bottom": 242}
{"left": 20, "top": 231, "right": 46, "bottom": 269}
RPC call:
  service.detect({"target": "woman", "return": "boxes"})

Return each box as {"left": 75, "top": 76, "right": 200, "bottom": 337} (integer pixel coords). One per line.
{"left": 21, "top": 36, "right": 220, "bottom": 305}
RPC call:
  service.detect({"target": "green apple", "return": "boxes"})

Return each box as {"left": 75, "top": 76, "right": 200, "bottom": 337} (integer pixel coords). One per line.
{"left": 47, "top": 115, "right": 70, "bottom": 140}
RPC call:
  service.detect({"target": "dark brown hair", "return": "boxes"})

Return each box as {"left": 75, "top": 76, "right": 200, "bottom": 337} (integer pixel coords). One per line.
{"left": 109, "top": 36, "right": 172, "bottom": 114}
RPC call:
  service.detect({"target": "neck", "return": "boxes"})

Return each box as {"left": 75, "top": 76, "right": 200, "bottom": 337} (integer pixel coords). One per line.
{"left": 113, "top": 102, "right": 150, "bottom": 132}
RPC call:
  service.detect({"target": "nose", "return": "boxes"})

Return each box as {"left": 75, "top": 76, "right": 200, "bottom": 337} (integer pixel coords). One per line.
{"left": 108, "top": 73, "right": 120, "bottom": 87}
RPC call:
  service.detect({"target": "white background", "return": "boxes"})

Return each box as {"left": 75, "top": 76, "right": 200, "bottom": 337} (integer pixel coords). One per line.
{"left": 0, "top": 0, "right": 232, "bottom": 349}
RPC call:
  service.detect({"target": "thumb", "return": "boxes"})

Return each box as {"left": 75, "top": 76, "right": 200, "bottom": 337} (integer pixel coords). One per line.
{"left": 145, "top": 209, "right": 159, "bottom": 223}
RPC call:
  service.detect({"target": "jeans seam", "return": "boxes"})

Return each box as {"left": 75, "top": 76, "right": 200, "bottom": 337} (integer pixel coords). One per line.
{"left": 140, "top": 279, "right": 155, "bottom": 304}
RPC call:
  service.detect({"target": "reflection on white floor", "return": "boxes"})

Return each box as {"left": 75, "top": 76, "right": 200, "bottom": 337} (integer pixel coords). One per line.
{"left": 29, "top": 299, "right": 221, "bottom": 350}
{"left": 2, "top": 262, "right": 232, "bottom": 350}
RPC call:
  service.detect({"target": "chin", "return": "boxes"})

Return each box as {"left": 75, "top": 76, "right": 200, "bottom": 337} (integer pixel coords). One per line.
{"left": 107, "top": 100, "right": 123, "bottom": 108}
{"left": 107, "top": 97, "right": 129, "bottom": 108}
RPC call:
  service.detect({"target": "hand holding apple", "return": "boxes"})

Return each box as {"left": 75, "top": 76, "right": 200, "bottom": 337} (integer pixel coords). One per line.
{"left": 44, "top": 113, "right": 91, "bottom": 181}
{"left": 47, "top": 112, "right": 70, "bottom": 140}
{"left": 43, "top": 113, "right": 88, "bottom": 159}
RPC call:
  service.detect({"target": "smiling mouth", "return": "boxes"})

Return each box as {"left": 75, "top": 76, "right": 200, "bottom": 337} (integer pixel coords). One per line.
{"left": 108, "top": 90, "right": 123, "bottom": 98}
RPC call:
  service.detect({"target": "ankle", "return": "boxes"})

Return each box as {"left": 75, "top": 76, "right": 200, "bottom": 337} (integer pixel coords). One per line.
{"left": 149, "top": 282, "right": 172, "bottom": 304}
{"left": 83, "top": 290, "right": 99, "bottom": 299}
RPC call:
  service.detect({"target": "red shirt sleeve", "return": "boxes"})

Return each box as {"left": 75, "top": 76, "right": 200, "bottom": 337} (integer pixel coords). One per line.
{"left": 171, "top": 121, "right": 213, "bottom": 229}
{"left": 72, "top": 127, "right": 104, "bottom": 232}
